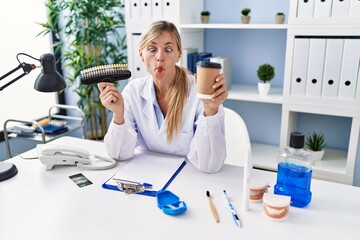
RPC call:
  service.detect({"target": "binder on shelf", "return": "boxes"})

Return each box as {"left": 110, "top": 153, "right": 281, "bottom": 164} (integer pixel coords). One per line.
{"left": 102, "top": 150, "right": 187, "bottom": 197}
{"left": 314, "top": 0, "right": 332, "bottom": 18}
{"left": 338, "top": 39, "right": 360, "bottom": 100}
{"left": 130, "top": 0, "right": 141, "bottom": 19}
{"left": 297, "top": 0, "right": 315, "bottom": 18}
{"left": 187, "top": 52, "right": 198, "bottom": 73}
{"left": 349, "top": 0, "right": 360, "bottom": 17}
{"left": 355, "top": 66, "right": 360, "bottom": 101}
{"left": 125, "top": 0, "right": 132, "bottom": 20}
{"left": 151, "top": 0, "right": 163, "bottom": 19}
{"left": 331, "top": 0, "right": 351, "bottom": 17}
{"left": 209, "top": 57, "right": 232, "bottom": 90}
{"left": 181, "top": 48, "right": 197, "bottom": 70}
{"left": 140, "top": 0, "right": 152, "bottom": 19}
{"left": 290, "top": 38, "right": 310, "bottom": 96}
{"left": 162, "top": 0, "right": 176, "bottom": 20}
{"left": 196, "top": 52, "right": 212, "bottom": 62}
{"left": 305, "top": 38, "right": 326, "bottom": 98}
{"left": 132, "top": 33, "right": 147, "bottom": 78}
{"left": 321, "top": 38, "right": 344, "bottom": 99}
{"left": 193, "top": 52, "right": 212, "bottom": 74}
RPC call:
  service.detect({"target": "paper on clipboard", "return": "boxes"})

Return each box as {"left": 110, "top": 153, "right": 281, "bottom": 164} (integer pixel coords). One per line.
{"left": 102, "top": 150, "right": 186, "bottom": 196}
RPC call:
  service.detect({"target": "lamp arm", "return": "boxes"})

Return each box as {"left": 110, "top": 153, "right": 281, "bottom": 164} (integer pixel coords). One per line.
{"left": 0, "top": 63, "right": 36, "bottom": 91}
{"left": 0, "top": 64, "right": 22, "bottom": 81}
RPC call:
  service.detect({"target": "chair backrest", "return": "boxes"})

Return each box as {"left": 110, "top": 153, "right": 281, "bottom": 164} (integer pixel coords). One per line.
{"left": 223, "top": 107, "right": 252, "bottom": 167}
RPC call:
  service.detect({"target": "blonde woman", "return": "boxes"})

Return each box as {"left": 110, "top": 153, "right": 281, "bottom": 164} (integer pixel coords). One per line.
{"left": 98, "top": 20, "right": 228, "bottom": 173}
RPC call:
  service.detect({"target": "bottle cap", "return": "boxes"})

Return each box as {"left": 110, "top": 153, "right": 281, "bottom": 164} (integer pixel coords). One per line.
{"left": 289, "top": 131, "right": 304, "bottom": 149}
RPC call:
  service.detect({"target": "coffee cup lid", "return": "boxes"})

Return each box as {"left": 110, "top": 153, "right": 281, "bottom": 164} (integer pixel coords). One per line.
{"left": 196, "top": 61, "right": 222, "bottom": 69}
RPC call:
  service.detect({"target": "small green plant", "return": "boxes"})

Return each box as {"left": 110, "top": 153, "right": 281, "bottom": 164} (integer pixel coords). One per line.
{"left": 306, "top": 132, "right": 327, "bottom": 151}
{"left": 257, "top": 64, "right": 275, "bottom": 83}
{"left": 201, "top": 10, "right": 210, "bottom": 16}
{"left": 241, "top": 8, "right": 251, "bottom": 16}
{"left": 277, "top": 12, "right": 285, "bottom": 16}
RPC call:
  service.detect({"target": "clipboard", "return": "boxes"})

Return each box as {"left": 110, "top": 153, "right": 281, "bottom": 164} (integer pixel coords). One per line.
{"left": 102, "top": 150, "right": 187, "bottom": 197}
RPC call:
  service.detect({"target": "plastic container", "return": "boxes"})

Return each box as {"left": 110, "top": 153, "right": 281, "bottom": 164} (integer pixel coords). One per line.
{"left": 263, "top": 193, "right": 291, "bottom": 220}
{"left": 274, "top": 131, "right": 314, "bottom": 208}
{"left": 156, "top": 190, "right": 187, "bottom": 215}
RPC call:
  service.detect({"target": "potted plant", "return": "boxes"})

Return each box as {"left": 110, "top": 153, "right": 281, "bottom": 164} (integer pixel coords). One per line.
{"left": 306, "top": 131, "right": 327, "bottom": 161}
{"left": 201, "top": 11, "right": 210, "bottom": 24}
{"left": 38, "top": 0, "right": 127, "bottom": 140}
{"left": 275, "top": 12, "right": 285, "bottom": 24}
{"left": 241, "top": 8, "right": 251, "bottom": 24}
{"left": 256, "top": 63, "right": 275, "bottom": 95}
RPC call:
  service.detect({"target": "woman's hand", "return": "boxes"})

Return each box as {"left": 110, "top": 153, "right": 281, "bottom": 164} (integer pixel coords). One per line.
{"left": 97, "top": 82, "right": 125, "bottom": 125}
{"left": 202, "top": 74, "right": 228, "bottom": 116}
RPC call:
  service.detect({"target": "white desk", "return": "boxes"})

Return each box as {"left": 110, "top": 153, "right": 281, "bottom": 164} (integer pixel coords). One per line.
{"left": 1, "top": 137, "right": 360, "bottom": 240}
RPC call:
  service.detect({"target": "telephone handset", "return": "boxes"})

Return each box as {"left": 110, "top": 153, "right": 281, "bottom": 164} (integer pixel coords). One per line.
{"left": 37, "top": 144, "right": 117, "bottom": 171}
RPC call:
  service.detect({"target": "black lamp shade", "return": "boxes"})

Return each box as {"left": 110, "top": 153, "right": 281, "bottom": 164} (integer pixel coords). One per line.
{"left": 34, "top": 53, "right": 66, "bottom": 92}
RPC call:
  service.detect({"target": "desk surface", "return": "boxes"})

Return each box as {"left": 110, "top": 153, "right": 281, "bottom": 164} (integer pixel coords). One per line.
{"left": 1, "top": 136, "right": 360, "bottom": 240}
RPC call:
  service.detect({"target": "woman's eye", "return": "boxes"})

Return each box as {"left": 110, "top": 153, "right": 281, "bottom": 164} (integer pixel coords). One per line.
{"left": 148, "top": 48, "right": 156, "bottom": 53}
{"left": 165, "top": 48, "right": 173, "bottom": 53}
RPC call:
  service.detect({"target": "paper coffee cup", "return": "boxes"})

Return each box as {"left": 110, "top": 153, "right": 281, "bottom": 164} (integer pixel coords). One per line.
{"left": 196, "top": 61, "right": 222, "bottom": 99}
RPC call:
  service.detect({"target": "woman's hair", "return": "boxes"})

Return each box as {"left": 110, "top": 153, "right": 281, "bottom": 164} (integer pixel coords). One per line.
{"left": 139, "top": 20, "right": 189, "bottom": 142}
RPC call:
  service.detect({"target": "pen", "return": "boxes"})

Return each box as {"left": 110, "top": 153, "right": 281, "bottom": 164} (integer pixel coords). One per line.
{"left": 206, "top": 190, "right": 220, "bottom": 223}
{"left": 223, "top": 189, "right": 241, "bottom": 228}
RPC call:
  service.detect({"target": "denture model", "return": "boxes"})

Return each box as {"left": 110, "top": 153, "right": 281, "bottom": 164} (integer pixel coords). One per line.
{"left": 263, "top": 193, "right": 291, "bottom": 220}
{"left": 249, "top": 180, "right": 269, "bottom": 202}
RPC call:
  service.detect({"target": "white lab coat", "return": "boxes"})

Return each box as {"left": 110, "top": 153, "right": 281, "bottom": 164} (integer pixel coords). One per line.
{"left": 104, "top": 74, "right": 226, "bottom": 173}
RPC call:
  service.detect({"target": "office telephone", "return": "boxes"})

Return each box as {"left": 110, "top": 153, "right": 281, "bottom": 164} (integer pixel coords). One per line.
{"left": 37, "top": 144, "right": 117, "bottom": 171}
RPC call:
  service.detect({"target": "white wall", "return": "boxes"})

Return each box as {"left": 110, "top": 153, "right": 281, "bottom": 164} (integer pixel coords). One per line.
{"left": 0, "top": 0, "right": 58, "bottom": 131}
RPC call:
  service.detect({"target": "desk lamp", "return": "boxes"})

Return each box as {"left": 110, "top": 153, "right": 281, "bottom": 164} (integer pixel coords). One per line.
{"left": 0, "top": 52, "right": 66, "bottom": 181}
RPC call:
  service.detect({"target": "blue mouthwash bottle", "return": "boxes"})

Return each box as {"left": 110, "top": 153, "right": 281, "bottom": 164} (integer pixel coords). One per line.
{"left": 274, "top": 131, "right": 314, "bottom": 208}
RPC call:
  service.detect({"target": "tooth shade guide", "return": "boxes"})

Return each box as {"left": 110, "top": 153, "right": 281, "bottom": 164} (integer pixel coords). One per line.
{"left": 80, "top": 64, "right": 131, "bottom": 84}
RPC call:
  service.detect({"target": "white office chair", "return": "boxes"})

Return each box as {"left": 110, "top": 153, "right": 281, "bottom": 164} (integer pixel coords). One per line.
{"left": 224, "top": 107, "right": 253, "bottom": 211}
{"left": 223, "top": 107, "right": 252, "bottom": 167}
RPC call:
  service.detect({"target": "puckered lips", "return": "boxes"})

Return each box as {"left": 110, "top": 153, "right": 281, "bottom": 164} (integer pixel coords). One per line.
{"left": 156, "top": 66, "right": 164, "bottom": 73}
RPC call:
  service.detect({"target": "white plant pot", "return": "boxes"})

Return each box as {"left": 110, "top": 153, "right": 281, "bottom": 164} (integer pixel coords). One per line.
{"left": 258, "top": 82, "right": 271, "bottom": 95}
{"left": 308, "top": 150, "right": 325, "bottom": 161}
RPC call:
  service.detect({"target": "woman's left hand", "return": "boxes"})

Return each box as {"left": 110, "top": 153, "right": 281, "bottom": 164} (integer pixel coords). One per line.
{"left": 202, "top": 74, "right": 228, "bottom": 116}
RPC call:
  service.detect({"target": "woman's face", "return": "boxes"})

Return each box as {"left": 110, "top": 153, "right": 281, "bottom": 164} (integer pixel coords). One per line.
{"left": 140, "top": 31, "right": 181, "bottom": 82}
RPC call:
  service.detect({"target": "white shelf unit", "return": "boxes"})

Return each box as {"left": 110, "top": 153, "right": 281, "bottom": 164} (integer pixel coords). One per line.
{"left": 228, "top": 84, "right": 283, "bottom": 104}
{"left": 180, "top": 23, "right": 288, "bottom": 30}
{"left": 279, "top": 0, "right": 360, "bottom": 185}
{"left": 124, "top": 0, "right": 360, "bottom": 185}
{"left": 251, "top": 143, "right": 350, "bottom": 184}
{"left": 212, "top": 1, "right": 360, "bottom": 185}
